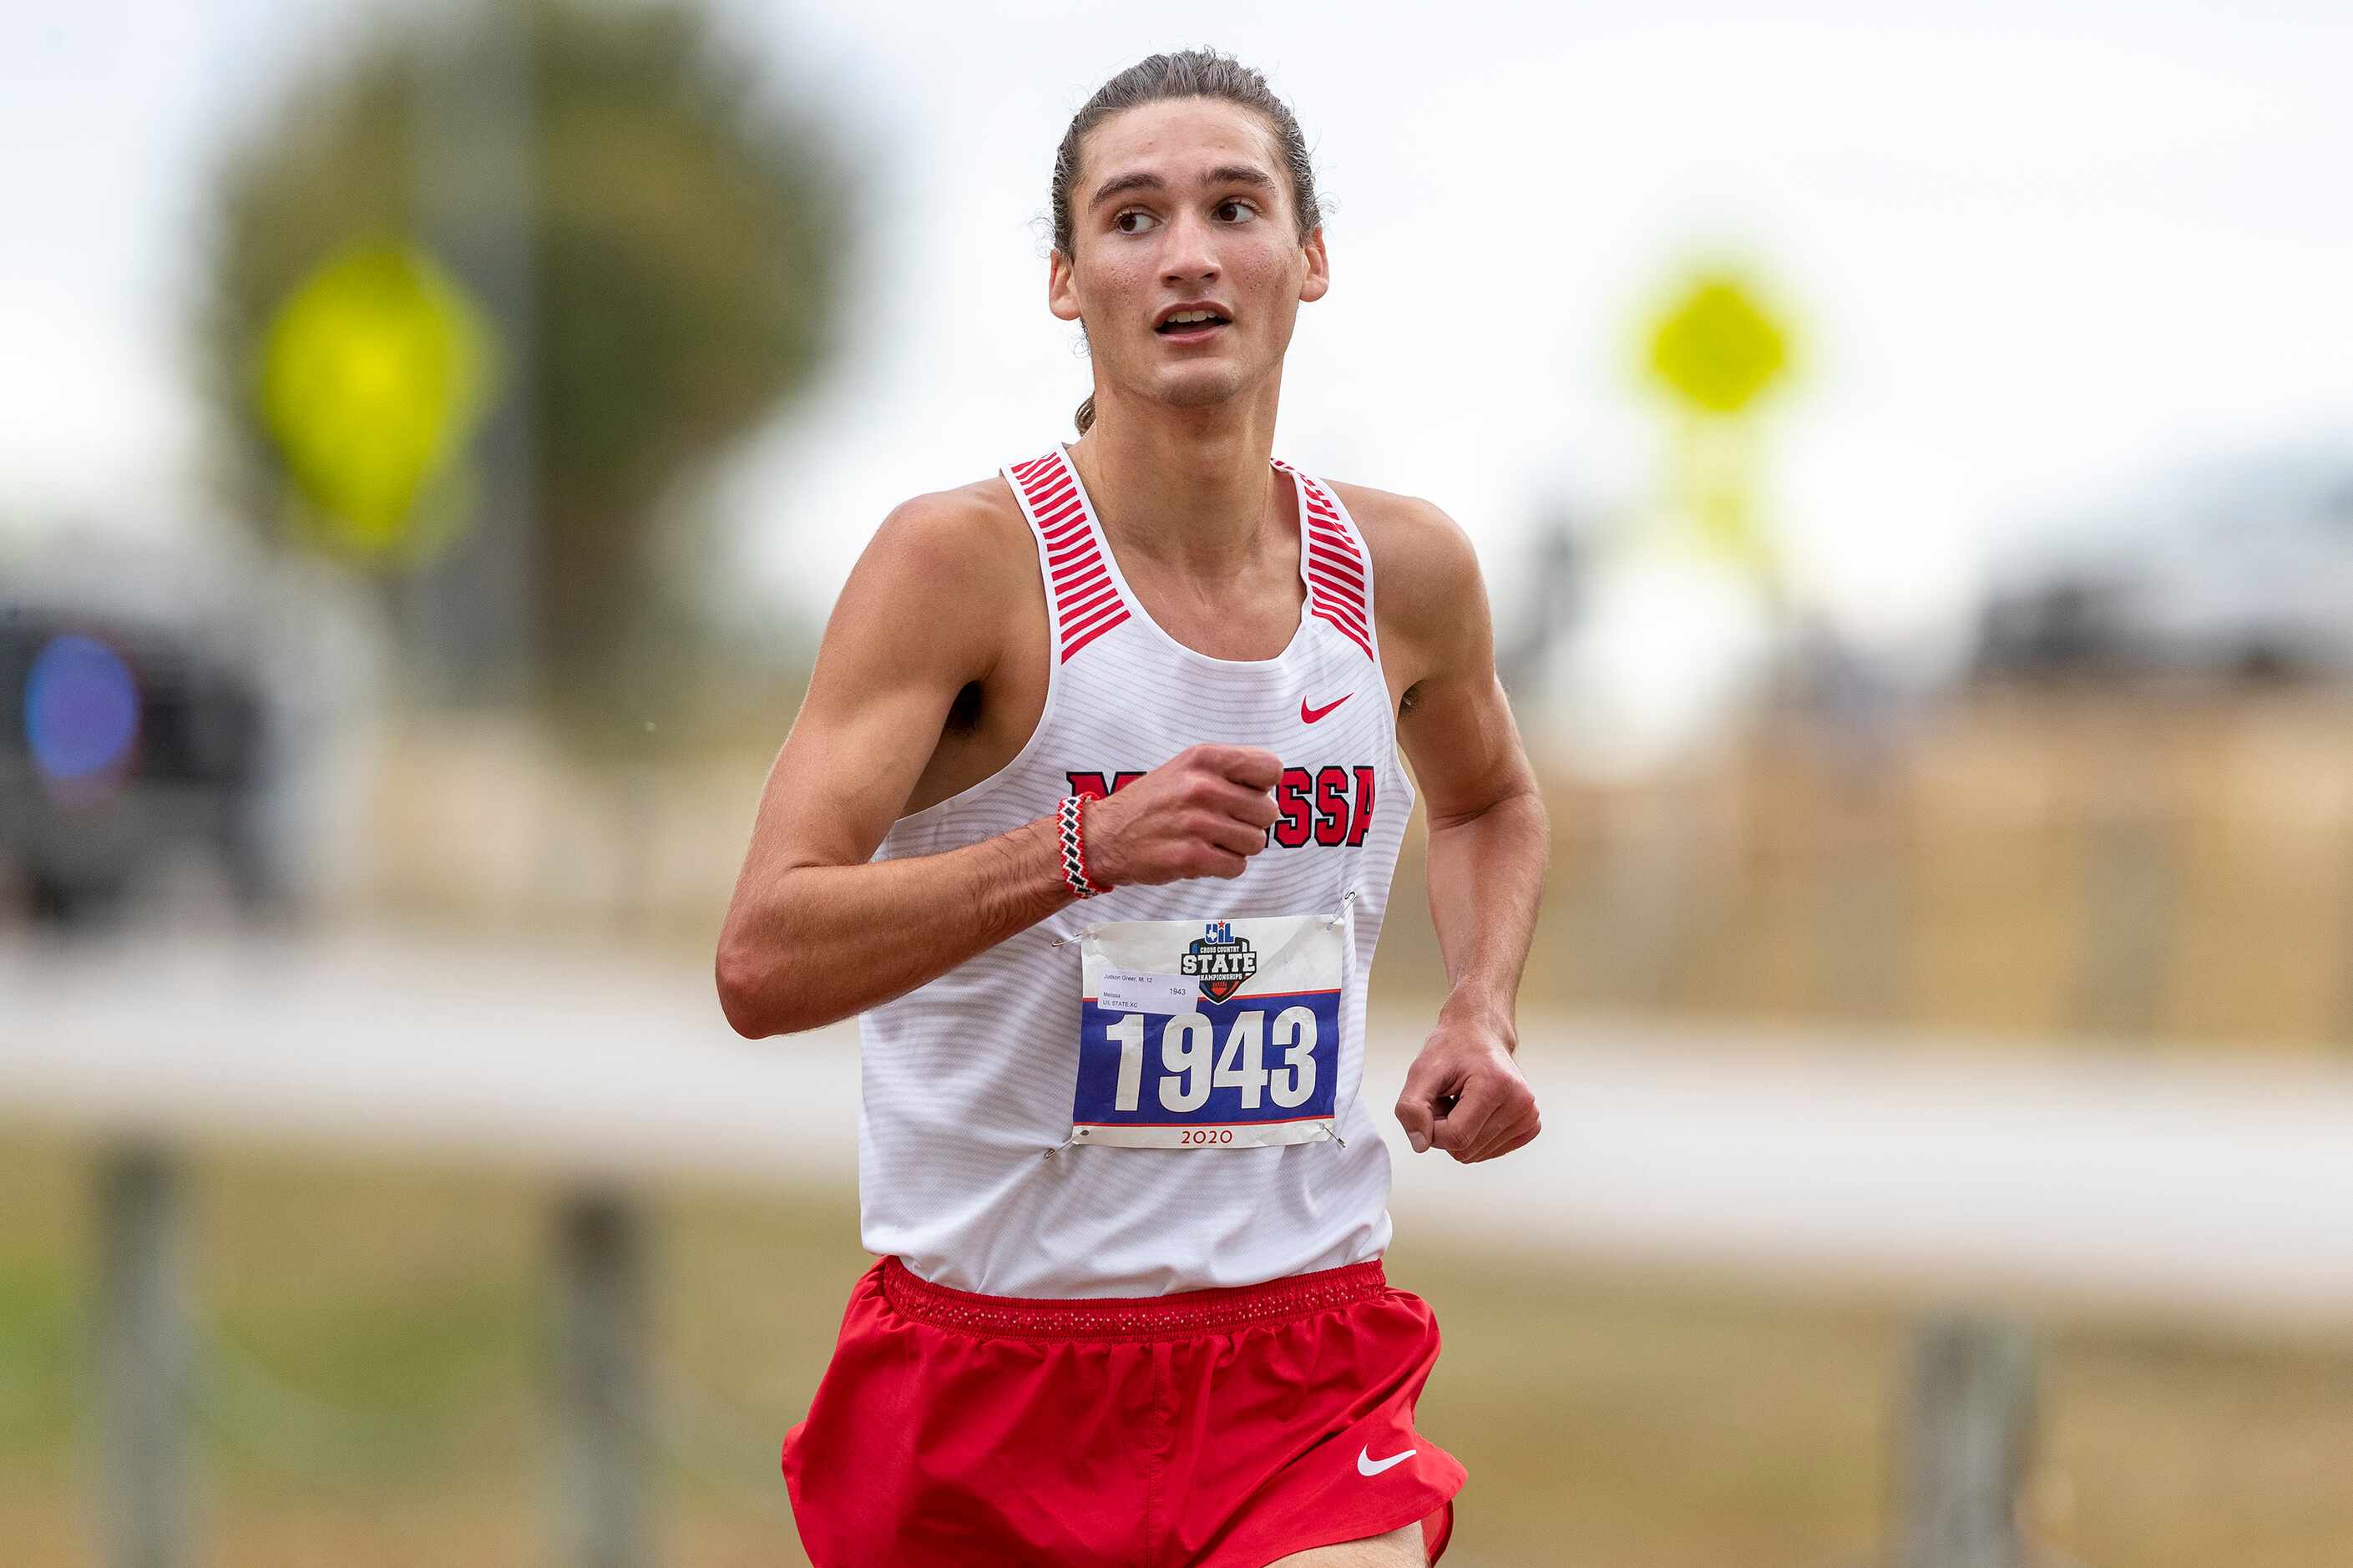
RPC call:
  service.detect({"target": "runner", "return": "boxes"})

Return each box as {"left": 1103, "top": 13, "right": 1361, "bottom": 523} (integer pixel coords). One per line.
{"left": 718, "top": 48, "right": 1548, "bottom": 1567}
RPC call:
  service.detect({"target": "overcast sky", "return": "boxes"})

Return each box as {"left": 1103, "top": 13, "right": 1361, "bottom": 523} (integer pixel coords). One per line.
{"left": 4, "top": 0, "right": 2349, "bottom": 662}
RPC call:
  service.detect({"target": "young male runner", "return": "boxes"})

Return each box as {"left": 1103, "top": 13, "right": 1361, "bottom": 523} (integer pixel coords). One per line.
{"left": 717, "top": 48, "right": 1547, "bottom": 1568}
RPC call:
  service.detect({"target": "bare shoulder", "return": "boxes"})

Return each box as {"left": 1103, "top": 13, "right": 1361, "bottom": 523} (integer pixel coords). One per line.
{"left": 835, "top": 473, "right": 1035, "bottom": 629}
{"left": 858, "top": 473, "right": 1033, "bottom": 587}
{"left": 1324, "top": 480, "right": 1482, "bottom": 602}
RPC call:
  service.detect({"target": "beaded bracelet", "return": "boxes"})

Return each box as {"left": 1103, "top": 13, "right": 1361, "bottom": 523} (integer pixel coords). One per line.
{"left": 1055, "top": 794, "right": 1110, "bottom": 899}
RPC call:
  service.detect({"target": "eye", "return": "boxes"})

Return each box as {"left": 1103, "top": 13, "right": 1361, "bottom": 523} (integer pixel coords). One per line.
{"left": 1113, "top": 208, "right": 1159, "bottom": 235}
{"left": 1215, "top": 199, "right": 1259, "bottom": 222}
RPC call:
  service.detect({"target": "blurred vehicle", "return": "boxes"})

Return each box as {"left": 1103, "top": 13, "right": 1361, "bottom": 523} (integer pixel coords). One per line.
{"left": 2, "top": 539, "right": 296, "bottom": 927}
{"left": 1979, "top": 443, "right": 2353, "bottom": 682}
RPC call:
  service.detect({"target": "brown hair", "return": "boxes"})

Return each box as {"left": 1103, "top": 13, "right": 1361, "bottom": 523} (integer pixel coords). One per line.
{"left": 1049, "top": 48, "right": 1324, "bottom": 434}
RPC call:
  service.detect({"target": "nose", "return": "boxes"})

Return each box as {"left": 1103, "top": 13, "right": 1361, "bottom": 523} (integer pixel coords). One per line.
{"left": 1160, "top": 208, "right": 1220, "bottom": 288}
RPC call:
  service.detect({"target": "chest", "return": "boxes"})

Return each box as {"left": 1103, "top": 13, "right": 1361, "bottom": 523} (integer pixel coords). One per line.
{"left": 1113, "top": 554, "right": 1308, "bottom": 665}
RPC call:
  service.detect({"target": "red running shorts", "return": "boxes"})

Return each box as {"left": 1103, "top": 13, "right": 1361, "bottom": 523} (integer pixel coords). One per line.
{"left": 781, "top": 1255, "right": 1465, "bottom": 1566}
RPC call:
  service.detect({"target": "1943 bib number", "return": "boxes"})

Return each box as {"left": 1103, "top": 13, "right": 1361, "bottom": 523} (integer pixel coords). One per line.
{"left": 1101, "top": 1005, "right": 1321, "bottom": 1114}
{"left": 1070, "top": 988, "right": 1340, "bottom": 1146}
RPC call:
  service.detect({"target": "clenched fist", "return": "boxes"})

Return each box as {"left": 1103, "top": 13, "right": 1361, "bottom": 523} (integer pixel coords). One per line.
{"left": 1394, "top": 1018, "right": 1541, "bottom": 1163}
{"left": 1085, "top": 744, "right": 1283, "bottom": 888}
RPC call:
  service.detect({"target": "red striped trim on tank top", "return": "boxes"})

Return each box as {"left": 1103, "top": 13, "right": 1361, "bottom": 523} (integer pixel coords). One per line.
{"left": 1273, "top": 461, "right": 1374, "bottom": 661}
{"left": 1011, "top": 451, "right": 1131, "bottom": 661}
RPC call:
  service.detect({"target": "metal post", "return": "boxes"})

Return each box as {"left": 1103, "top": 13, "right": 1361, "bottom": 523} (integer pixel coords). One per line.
{"left": 94, "top": 1146, "right": 191, "bottom": 1568}
{"left": 1895, "top": 1314, "right": 2038, "bottom": 1568}
{"left": 554, "top": 1190, "right": 649, "bottom": 1568}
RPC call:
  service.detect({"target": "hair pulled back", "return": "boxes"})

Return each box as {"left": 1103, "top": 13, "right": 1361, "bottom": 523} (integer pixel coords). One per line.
{"left": 1049, "top": 49, "right": 1323, "bottom": 435}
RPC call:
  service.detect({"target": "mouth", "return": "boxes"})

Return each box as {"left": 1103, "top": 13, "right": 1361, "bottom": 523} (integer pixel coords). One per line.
{"left": 1154, "top": 307, "right": 1232, "bottom": 342}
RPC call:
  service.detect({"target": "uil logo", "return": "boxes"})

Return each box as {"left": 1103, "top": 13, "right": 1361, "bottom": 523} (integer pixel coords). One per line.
{"left": 1182, "top": 921, "right": 1258, "bottom": 1004}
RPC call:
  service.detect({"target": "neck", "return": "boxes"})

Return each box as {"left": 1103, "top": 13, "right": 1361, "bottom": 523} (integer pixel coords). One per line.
{"left": 1067, "top": 377, "right": 1283, "bottom": 573}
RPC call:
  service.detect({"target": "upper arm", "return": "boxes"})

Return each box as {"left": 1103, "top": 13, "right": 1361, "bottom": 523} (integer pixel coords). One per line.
{"left": 1361, "top": 493, "right": 1538, "bottom": 829}
{"left": 730, "top": 489, "right": 1020, "bottom": 888}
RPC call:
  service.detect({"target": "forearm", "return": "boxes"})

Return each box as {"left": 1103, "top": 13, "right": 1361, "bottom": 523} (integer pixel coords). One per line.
{"left": 718, "top": 814, "right": 1073, "bottom": 1036}
{"left": 1422, "top": 788, "right": 1549, "bottom": 1043}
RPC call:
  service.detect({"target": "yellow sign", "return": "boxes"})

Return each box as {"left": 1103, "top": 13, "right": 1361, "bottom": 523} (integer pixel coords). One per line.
{"left": 1647, "top": 275, "right": 1789, "bottom": 417}
{"left": 258, "top": 242, "right": 495, "bottom": 564}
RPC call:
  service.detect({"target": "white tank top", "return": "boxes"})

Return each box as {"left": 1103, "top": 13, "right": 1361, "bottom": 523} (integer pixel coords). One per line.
{"left": 855, "top": 443, "right": 1415, "bottom": 1298}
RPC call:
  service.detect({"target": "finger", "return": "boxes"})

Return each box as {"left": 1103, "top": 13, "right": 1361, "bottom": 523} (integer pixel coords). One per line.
{"left": 1464, "top": 1108, "right": 1539, "bottom": 1164}
{"left": 1215, "top": 746, "right": 1284, "bottom": 792}
{"left": 1205, "top": 815, "right": 1268, "bottom": 857}
{"left": 1393, "top": 1095, "right": 1435, "bottom": 1154}
{"left": 1431, "top": 1076, "right": 1505, "bottom": 1160}
{"left": 1198, "top": 778, "right": 1279, "bottom": 832}
{"left": 1205, "top": 847, "right": 1250, "bottom": 879}
{"left": 1457, "top": 1089, "right": 1535, "bottom": 1161}
{"left": 1490, "top": 1120, "right": 1542, "bottom": 1161}
{"left": 1393, "top": 1057, "right": 1465, "bottom": 1155}
{"left": 1215, "top": 781, "right": 1281, "bottom": 832}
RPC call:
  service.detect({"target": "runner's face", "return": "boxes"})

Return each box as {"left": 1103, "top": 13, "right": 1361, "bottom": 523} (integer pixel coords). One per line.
{"left": 1050, "top": 99, "right": 1328, "bottom": 417}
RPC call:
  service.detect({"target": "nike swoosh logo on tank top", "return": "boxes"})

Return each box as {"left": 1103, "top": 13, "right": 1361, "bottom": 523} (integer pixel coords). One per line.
{"left": 1301, "top": 692, "right": 1353, "bottom": 724}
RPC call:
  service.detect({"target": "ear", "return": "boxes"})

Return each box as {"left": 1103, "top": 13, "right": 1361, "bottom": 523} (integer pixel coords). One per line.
{"left": 1298, "top": 225, "right": 1329, "bottom": 305}
{"left": 1049, "top": 247, "right": 1082, "bottom": 323}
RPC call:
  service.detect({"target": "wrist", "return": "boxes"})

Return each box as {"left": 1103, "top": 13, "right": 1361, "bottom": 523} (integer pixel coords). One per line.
{"left": 1437, "top": 989, "right": 1517, "bottom": 1049}
{"left": 1053, "top": 794, "right": 1116, "bottom": 900}
{"left": 999, "top": 817, "right": 1085, "bottom": 915}
{"left": 1078, "top": 792, "right": 1125, "bottom": 888}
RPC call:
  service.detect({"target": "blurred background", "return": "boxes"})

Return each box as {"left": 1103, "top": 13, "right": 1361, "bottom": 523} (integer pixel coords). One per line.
{"left": 6, "top": 1, "right": 2352, "bottom": 1564}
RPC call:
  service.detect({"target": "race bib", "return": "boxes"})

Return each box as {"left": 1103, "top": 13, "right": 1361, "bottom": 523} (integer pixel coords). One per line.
{"left": 1072, "top": 909, "right": 1349, "bottom": 1149}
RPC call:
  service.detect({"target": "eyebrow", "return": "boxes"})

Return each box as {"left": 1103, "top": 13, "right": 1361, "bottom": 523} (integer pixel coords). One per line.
{"left": 1086, "top": 164, "right": 1278, "bottom": 214}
